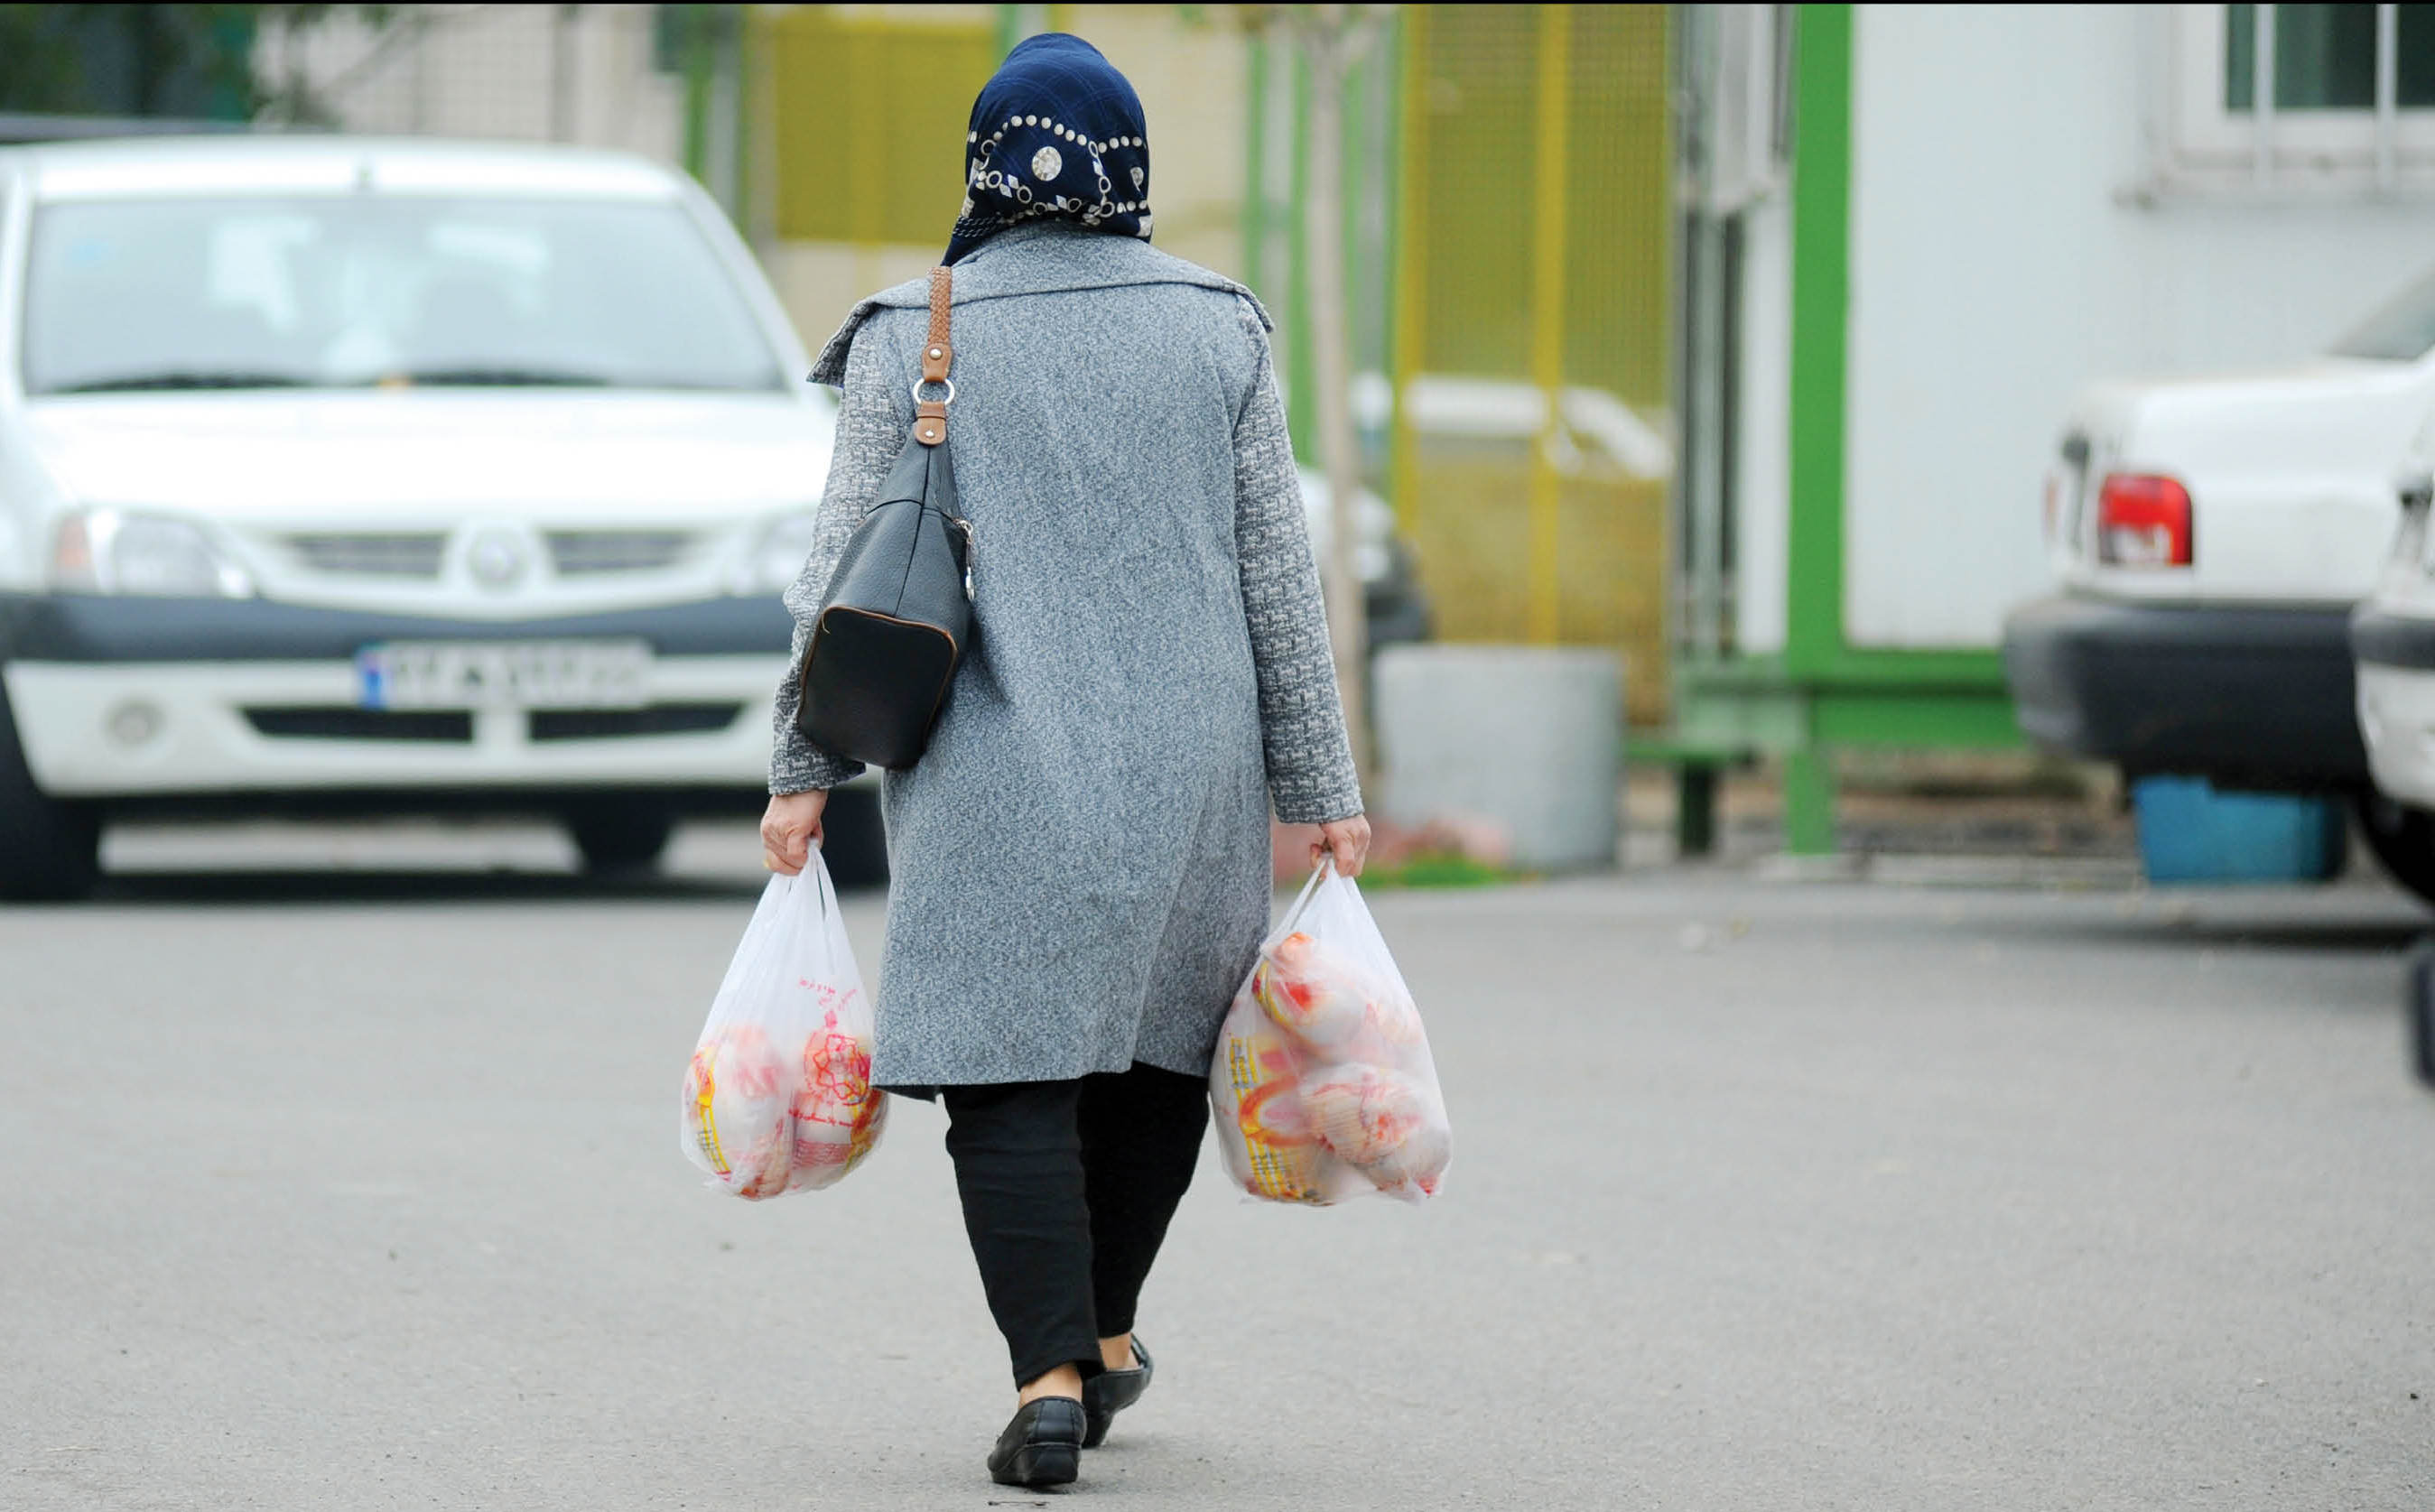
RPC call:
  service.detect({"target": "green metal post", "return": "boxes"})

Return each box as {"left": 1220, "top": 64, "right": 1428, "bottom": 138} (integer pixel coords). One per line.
{"left": 1343, "top": 32, "right": 1365, "bottom": 376}
{"left": 1781, "top": 3, "right": 1853, "bottom": 855}
{"left": 1781, "top": 747, "right": 1837, "bottom": 856}
{"left": 1380, "top": 12, "right": 1408, "bottom": 513}
{"left": 997, "top": 4, "right": 1052, "bottom": 60}
{"left": 1389, "top": 7, "right": 1427, "bottom": 533}
{"left": 1246, "top": 32, "right": 1269, "bottom": 292}
{"left": 1785, "top": 3, "right": 1851, "bottom": 679}
{"left": 1286, "top": 45, "right": 1316, "bottom": 459}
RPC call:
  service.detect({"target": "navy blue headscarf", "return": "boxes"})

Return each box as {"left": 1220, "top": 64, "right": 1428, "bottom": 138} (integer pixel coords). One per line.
{"left": 944, "top": 32, "right": 1151, "bottom": 265}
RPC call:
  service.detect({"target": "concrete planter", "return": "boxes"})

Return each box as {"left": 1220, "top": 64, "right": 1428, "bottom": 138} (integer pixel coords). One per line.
{"left": 1371, "top": 645, "right": 1623, "bottom": 871}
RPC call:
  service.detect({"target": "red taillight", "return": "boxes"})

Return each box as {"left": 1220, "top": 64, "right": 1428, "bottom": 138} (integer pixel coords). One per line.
{"left": 2096, "top": 474, "right": 2192, "bottom": 567}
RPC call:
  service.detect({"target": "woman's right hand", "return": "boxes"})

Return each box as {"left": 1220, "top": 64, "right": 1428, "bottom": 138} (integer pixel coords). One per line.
{"left": 1313, "top": 814, "right": 1371, "bottom": 878}
{"left": 761, "top": 790, "right": 828, "bottom": 875}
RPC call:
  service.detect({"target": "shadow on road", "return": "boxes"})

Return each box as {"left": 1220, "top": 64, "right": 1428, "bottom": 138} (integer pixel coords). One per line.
{"left": 82, "top": 868, "right": 813, "bottom": 908}
{"left": 67, "top": 819, "right": 889, "bottom": 908}
{"left": 1981, "top": 913, "right": 2426, "bottom": 957}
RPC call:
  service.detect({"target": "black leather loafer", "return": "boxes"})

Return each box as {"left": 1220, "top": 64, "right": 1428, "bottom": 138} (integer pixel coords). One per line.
{"left": 988, "top": 1396, "right": 1084, "bottom": 1488}
{"left": 1082, "top": 1337, "right": 1154, "bottom": 1449}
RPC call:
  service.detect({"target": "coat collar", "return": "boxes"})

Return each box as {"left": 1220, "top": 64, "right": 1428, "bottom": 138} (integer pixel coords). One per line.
{"left": 806, "top": 223, "right": 1272, "bottom": 385}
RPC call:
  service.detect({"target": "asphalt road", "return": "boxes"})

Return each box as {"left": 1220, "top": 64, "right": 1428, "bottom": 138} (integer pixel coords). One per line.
{"left": 6, "top": 822, "right": 2435, "bottom": 1510}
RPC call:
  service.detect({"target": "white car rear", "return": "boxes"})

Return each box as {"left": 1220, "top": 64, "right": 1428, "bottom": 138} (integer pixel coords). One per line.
{"left": 0, "top": 135, "right": 836, "bottom": 898}
{"left": 2003, "top": 268, "right": 2435, "bottom": 808}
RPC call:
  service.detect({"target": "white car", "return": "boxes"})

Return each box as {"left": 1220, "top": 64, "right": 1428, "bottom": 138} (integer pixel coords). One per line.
{"left": 2003, "top": 267, "right": 2435, "bottom": 893}
{"left": 0, "top": 135, "right": 837, "bottom": 899}
{"left": 1293, "top": 466, "right": 1431, "bottom": 652}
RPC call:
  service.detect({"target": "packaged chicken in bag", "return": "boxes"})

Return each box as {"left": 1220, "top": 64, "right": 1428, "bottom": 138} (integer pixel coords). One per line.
{"left": 1211, "top": 859, "right": 1451, "bottom": 1204}
{"left": 681, "top": 854, "right": 887, "bottom": 1199}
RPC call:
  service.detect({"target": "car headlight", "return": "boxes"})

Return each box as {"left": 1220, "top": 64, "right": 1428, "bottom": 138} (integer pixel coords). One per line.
{"left": 52, "top": 510, "right": 255, "bottom": 598}
{"left": 734, "top": 509, "right": 823, "bottom": 596}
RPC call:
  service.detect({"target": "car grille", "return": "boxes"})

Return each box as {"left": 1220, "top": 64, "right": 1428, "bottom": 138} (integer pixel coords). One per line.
{"left": 244, "top": 707, "right": 473, "bottom": 742}
{"left": 285, "top": 533, "right": 449, "bottom": 578}
{"left": 545, "top": 530, "right": 695, "bottom": 576}
{"left": 240, "top": 703, "right": 741, "bottom": 743}
{"left": 526, "top": 702, "right": 742, "bottom": 741}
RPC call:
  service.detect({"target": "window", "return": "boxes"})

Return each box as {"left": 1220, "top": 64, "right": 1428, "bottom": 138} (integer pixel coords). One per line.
{"left": 2167, "top": 4, "right": 2435, "bottom": 194}
{"left": 2225, "top": 5, "right": 2435, "bottom": 112}
{"left": 22, "top": 195, "right": 786, "bottom": 395}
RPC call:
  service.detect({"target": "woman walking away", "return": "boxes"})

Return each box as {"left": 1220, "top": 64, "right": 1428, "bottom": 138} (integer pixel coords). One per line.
{"left": 758, "top": 32, "right": 1368, "bottom": 1491}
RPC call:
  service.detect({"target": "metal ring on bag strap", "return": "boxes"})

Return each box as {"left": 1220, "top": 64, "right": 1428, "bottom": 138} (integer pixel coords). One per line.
{"left": 912, "top": 264, "right": 955, "bottom": 448}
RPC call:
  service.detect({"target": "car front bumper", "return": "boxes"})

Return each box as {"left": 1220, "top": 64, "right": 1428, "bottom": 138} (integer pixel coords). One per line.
{"left": 2001, "top": 593, "right": 2365, "bottom": 789}
{"left": 0, "top": 592, "right": 794, "bottom": 799}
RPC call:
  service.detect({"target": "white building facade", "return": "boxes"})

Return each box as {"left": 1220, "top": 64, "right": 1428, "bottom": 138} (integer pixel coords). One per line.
{"left": 1671, "top": 2, "right": 2435, "bottom": 849}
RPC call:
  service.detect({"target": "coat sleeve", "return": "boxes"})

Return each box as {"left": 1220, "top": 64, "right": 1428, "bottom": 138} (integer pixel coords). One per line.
{"left": 1229, "top": 298, "right": 1365, "bottom": 826}
{"left": 768, "top": 320, "right": 908, "bottom": 794}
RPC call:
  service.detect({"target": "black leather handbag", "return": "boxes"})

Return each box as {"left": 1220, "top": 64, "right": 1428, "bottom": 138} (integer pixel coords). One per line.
{"left": 795, "top": 265, "right": 975, "bottom": 772}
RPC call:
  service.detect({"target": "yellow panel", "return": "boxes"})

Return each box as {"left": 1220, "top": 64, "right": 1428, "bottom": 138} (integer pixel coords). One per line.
{"left": 1565, "top": 5, "right": 1670, "bottom": 405}
{"left": 770, "top": 9, "right": 999, "bottom": 246}
{"left": 1414, "top": 5, "right": 1538, "bottom": 378}
{"left": 1399, "top": 5, "right": 1672, "bottom": 723}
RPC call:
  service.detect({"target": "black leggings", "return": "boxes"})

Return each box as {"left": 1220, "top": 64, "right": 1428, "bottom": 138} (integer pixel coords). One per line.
{"left": 942, "top": 1062, "right": 1211, "bottom": 1387}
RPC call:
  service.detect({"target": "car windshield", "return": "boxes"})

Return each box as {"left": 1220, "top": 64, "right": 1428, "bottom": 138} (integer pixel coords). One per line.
{"left": 21, "top": 194, "right": 788, "bottom": 394}
{"left": 2330, "top": 265, "right": 2435, "bottom": 362}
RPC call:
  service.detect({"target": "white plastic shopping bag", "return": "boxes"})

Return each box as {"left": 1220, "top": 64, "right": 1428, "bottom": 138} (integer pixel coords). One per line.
{"left": 1211, "top": 860, "right": 1452, "bottom": 1204}
{"left": 681, "top": 854, "right": 887, "bottom": 1199}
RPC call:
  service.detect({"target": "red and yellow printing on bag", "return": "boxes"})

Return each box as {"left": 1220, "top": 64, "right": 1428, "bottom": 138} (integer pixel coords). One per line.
{"left": 679, "top": 858, "right": 888, "bottom": 1200}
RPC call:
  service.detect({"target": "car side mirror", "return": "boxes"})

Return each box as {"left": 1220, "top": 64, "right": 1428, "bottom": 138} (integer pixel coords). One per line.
{"left": 2402, "top": 470, "right": 2434, "bottom": 512}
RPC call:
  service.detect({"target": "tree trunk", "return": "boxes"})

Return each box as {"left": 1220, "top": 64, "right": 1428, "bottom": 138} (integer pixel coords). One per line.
{"left": 1301, "top": 21, "right": 1373, "bottom": 785}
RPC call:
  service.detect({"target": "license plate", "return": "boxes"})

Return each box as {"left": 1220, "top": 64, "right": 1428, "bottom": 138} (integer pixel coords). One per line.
{"left": 356, "top": 640, "right": 651, "bottom": 710}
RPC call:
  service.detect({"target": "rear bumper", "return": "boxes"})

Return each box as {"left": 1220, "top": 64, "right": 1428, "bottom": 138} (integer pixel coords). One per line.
{"left": 0, "top": 592, "right": 794, "bottom": 799}
{"left": 2001, "top": 593, "right": 2365, "bottom": 788}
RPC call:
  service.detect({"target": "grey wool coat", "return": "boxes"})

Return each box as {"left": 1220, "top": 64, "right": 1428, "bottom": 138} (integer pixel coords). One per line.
{"left": 769, "top": 221, "right": 1362, "bottom": 1094}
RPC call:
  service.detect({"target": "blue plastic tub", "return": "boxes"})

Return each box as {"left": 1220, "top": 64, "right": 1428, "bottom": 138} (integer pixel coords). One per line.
{"left": 2131, "top": 776, "right": 2347, "bottom": 884}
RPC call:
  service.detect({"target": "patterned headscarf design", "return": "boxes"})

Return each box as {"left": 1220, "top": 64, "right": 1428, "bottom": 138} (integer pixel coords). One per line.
{"left": 944, "top": 32, "right": 1151, "bottom": 266}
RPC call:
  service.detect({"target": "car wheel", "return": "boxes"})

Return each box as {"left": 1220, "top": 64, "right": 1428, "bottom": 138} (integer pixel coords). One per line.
{"left": 820, "top": 785, "right": 889, "bottom": 890}
{"left": 0, "top": 677, "right": 100, "bottom": 902}
{"left": 2353, "top": 793, "right": 2435, "bottom": 906}
{"left": 562, "top": 799, "right": 675, "bottom": 874}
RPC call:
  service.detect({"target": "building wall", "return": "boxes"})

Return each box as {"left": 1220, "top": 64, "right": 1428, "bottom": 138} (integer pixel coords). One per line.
{"left": 257, "top": 5, "right": 685, "bottom": 162}
{"left": 1837, "top": 3, "right": 2435, "bottom": 649}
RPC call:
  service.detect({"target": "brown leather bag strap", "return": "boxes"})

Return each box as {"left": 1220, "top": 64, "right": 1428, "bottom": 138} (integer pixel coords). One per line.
{"left": 914, "top": 264, "right": 953, "bottom": 448}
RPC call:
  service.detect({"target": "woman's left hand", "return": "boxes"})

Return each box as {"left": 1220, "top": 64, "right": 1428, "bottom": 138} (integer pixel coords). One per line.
{"left": 1312, "top": 814, "right": 1371, "bottom": 877}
